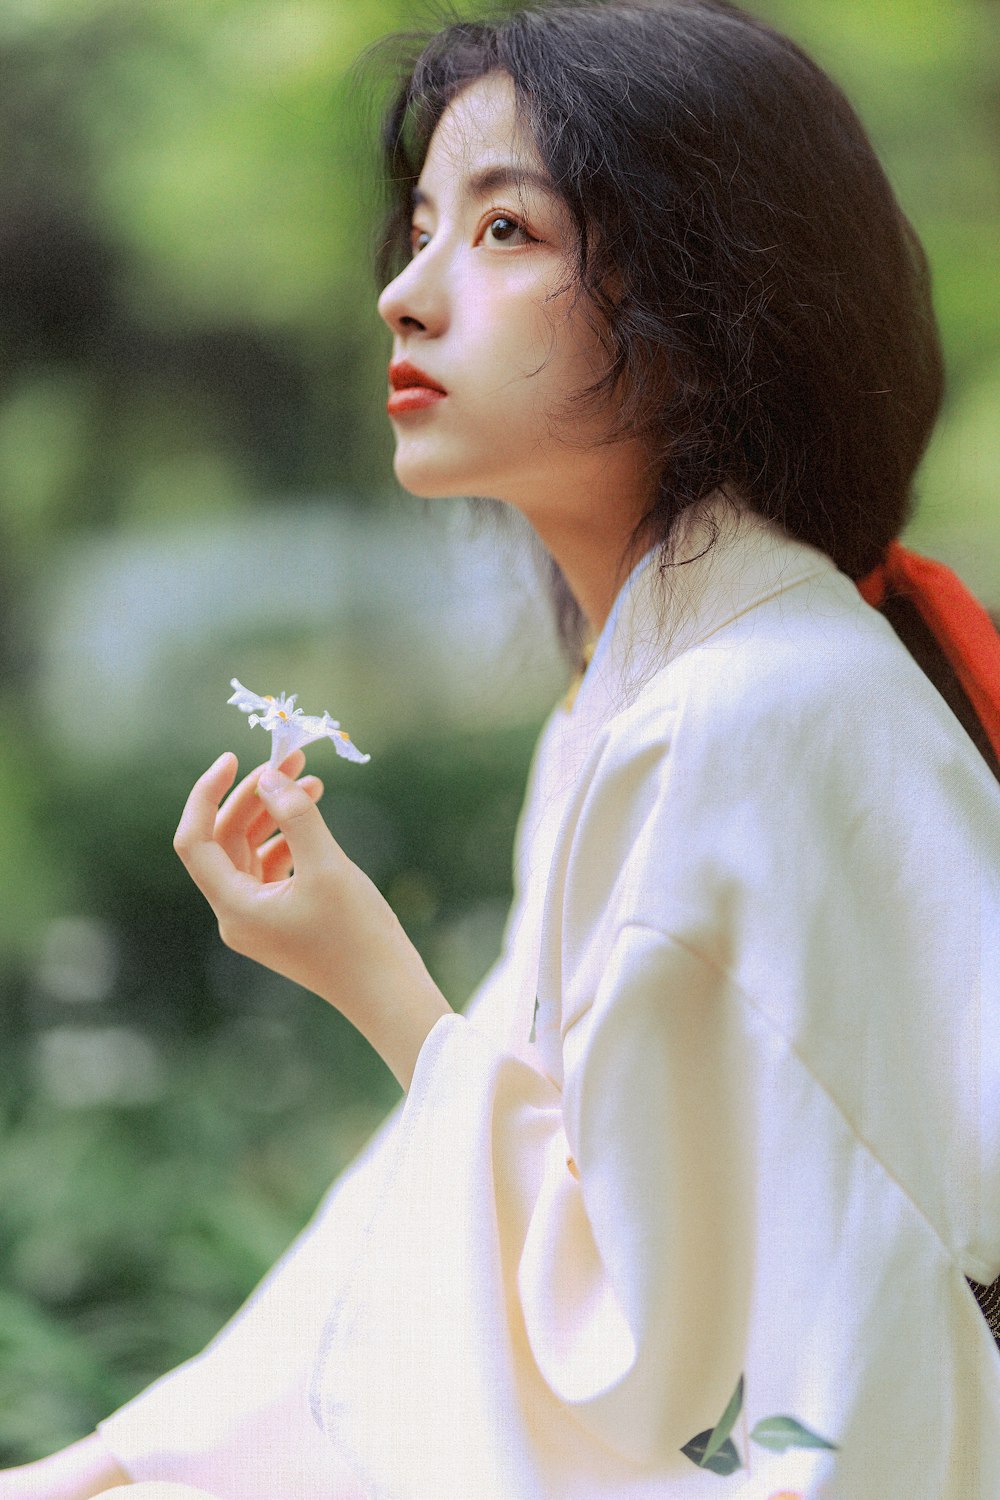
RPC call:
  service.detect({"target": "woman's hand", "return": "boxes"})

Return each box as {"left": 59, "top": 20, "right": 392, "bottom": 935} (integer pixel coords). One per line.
{"left": 173, "top": 752, "right": 452, "bottom": 1091}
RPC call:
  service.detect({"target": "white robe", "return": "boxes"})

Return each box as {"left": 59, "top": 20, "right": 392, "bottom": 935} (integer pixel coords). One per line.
{"left": 99, "top": 500, "right": 1000, "bottom": 1498}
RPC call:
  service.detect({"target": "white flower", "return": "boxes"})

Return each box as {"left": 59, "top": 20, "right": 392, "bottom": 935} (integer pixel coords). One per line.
{"left": 227, "top": 678, "right": 297, "bottom": 716}
{"left": 228, "top": 678, "right": 370, "bottom": 768}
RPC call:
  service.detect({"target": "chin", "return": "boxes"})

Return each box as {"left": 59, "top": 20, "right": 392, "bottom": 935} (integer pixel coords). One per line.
{"left": 392, "top": 452, "right": 473, "bottom": 500}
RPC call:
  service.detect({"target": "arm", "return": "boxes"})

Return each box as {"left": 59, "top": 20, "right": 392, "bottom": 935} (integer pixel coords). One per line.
{"left": 0, "top": 1434, "right": 129, "bottom": 1500}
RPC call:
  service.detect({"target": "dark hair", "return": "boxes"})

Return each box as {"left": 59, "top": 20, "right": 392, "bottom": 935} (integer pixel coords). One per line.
{"left": 372, "top": 0, "right": 946, "bottom": 663}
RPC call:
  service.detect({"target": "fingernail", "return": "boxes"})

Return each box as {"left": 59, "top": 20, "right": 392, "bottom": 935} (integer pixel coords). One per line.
{"left": 259, "top": 767, "right": 288, "bottom": 793}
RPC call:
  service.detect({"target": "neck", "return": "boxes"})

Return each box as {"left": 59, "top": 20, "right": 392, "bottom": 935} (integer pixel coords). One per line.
{"left": 534, "top": 521, "right": 646, "bottom": 636}
{"left": 511, "top": 449, "right": 656, "bottom": 635}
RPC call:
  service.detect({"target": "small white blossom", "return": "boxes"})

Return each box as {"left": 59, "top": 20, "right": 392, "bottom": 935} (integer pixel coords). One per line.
{"left": 228, "top": 678, "right": 370, "bottom": 768}
{"left": 227, "top": 679, "right": 297, "bottom": 716}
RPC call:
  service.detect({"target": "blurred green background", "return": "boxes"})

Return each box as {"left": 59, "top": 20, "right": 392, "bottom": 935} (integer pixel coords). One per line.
{"left": 0, "top": 0, "right": 997, "bottom": 1464}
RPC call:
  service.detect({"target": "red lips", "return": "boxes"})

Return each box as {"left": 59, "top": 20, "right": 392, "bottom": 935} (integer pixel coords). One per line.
{"left": 387, "top": 360, "right": 447, "bottom": 416}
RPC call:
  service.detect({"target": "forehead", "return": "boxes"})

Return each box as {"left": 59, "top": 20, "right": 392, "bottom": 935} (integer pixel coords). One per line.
{"left": 418, "top": 73, "right": 542, "bottom": 191}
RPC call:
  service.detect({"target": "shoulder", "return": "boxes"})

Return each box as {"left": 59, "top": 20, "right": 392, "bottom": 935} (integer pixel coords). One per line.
{"left": 601, "top": 560, "right": 991, "bottom": 793}
{"left": 557, "top": 560, "right": 999, "bottom": 942}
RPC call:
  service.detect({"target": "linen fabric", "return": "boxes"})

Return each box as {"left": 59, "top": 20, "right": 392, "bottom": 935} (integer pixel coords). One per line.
{"left": 99, "top": 499, "right": 1000, "bottom": 1499}
{"left": 94, "top": 1487, "right": 222, "bottom": 1499}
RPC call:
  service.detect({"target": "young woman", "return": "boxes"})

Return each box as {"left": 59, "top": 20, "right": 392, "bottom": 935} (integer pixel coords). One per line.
{"left": 4, "top": 1, "right": 999, "bottom": 1496}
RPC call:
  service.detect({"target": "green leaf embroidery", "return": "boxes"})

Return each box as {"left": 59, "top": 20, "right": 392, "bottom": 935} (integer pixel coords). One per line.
{"left": 750, "top": 1415, "right": 839, "bottom": 1453}
{"left": 680, "top": 1429, "right": 743, "bottom": 1476}
{"left": 681, "top": 1373, "right": 839, "bottom": 1477}
{"left": 702, "top": 1373, "right": 745, "bottom": 1466}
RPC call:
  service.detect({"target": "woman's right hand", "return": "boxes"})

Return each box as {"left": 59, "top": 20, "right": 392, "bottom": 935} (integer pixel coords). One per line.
{"left": 0, "top": 1434, "right": 130, "bottom": 1499}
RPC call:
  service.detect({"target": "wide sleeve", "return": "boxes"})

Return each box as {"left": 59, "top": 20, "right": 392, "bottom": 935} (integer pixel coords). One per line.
{"left": 309, "top": 922, "right": 755, "bottom": 1497}
{"left": 524, "top": 922, "right": 754, "bottom": 1447}
{"left": 96, "top": 1100, "right": 403, "bottom": 1499}
{"left": 95, "top": 937, "right": 534, "bottom": 1498}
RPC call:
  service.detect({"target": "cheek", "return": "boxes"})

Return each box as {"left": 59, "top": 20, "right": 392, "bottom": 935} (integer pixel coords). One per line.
{"left": 470, "top": 303, "right": 552, "bottom": 383}
{"left": 474, "top": 315, "right": 592, "bottom": 427}
{"left": 462, "top": 267, "right": 564, "bottom": 369}
{"left": 500, "top": 285, "right": 607, "bottom": 391}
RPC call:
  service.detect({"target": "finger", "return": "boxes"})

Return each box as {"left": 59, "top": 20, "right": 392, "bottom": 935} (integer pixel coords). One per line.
{"left": 258, "top": 834, "right": 294, "bottom": 883}
{"left": 245, "top": 775, "right": 324, "bottom": 852}
{"left": 177, "top": 752, "right": 238, "bottom": 835}
{"left": 215, "top": 749, "right": 308, "bottom": 852}
{"left": 174, "top": 753, "right": 253, "bottom": 906}
{"left": 256, "top": 767, "right": 345, "bottom": 877}
{"left": 279, "top": 749, "right": 308, "bottom": 779}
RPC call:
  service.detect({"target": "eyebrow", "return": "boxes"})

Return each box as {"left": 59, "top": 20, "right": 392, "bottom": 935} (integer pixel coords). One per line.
{"left": 411, "top": 164, "right": 560, "bottom": 212}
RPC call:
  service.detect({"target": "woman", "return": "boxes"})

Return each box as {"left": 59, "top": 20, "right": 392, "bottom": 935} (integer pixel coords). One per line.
{"left": 4, "top": 1, "right": 998, "bottom": 1496}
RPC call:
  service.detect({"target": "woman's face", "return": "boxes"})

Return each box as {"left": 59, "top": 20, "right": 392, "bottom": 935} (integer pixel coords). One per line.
{"left": 378, "top": 74, "right": 645, "bottom": 525}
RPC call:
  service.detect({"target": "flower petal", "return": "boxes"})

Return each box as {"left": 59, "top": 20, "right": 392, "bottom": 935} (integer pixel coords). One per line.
{"left": 228, "top": 678, "right": 271, "bottom": 713}
{"left": 332, "top": 731, "right": 371, "bottom": 764}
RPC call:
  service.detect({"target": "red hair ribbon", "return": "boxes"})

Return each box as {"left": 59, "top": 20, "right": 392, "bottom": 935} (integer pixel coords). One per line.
{"left": 857, "top": 541, "right": 1000, "bottom": 762}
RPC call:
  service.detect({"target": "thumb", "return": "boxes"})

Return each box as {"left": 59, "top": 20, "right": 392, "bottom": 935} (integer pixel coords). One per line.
{"left": 257, "top": 767, "right": 343, "bottom": 872}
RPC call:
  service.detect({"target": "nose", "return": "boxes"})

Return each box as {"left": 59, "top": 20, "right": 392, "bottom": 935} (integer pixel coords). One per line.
{"left": 377, "top": 246, "right": 446, "bottom": 340}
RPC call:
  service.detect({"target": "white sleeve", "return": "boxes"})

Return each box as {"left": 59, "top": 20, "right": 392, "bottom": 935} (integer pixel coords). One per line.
{"left": 93, "top": 887, "right": 535, "bottom": 1497}
{"left": 528, "top": 922, "right": 753, "bottom": 1450}
{"left": 309, "top": 922, "right": 751, "bottom": 1498}
{"left": 97, "top": 1101, "right": 402, "bottom": 1500}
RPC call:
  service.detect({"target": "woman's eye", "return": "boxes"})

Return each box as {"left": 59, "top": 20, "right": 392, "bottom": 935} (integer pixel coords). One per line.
{"left": 482, "top": 214, "right": 531, "bottom": 247}
{"left": 410, "top": 227, "right": 431, "bottom": 255}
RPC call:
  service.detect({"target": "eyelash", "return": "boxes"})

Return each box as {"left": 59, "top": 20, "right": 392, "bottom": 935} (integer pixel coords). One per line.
{"left": 480, "top": 212, "right": 535, "bottom": 248}
{"left": 409, "top": 211, "right": 536, "bottom": 255}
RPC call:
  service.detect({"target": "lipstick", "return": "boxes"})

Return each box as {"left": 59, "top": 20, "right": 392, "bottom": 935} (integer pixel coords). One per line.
{"left": 387, "top": 360, "right": 447, "bottom": 416}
